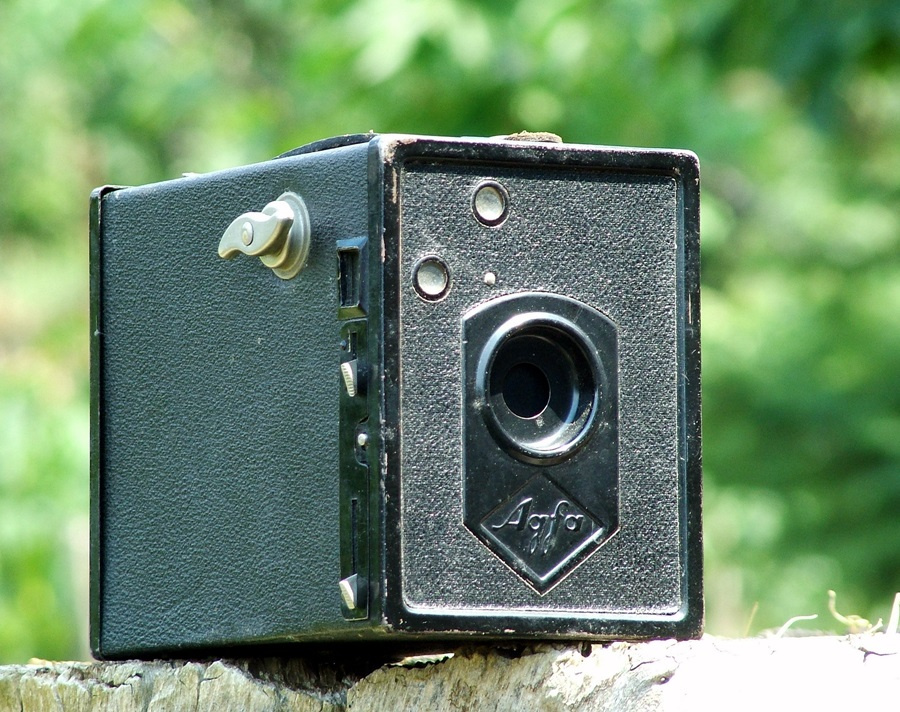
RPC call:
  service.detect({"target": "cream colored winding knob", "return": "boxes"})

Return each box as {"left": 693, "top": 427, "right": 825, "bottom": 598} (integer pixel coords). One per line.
{"left": 218, "top": 191, "right": 311, "bottom": 279}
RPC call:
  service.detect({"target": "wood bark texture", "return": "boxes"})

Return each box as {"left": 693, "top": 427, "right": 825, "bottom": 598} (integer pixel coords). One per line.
{"left": 1, "top": 636, "right": 898, "bottom": 711}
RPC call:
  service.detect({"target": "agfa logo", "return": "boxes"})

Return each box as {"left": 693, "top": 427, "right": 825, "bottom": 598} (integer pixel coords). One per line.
{"left": 478, "top": 475, "right": 609, "bottom": 592}
{"left": 491, "top": 497, "right": 585, "bottom": 556}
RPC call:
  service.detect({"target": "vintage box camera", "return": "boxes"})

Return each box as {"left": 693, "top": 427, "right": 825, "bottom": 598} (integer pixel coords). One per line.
{"left": 90, "top": 133, "right": 702, "bottom": 658}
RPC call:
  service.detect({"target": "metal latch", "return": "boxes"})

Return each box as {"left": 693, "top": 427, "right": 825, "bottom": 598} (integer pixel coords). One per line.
{"left": 218, "top": 192, "right": 311, "bottom": 279}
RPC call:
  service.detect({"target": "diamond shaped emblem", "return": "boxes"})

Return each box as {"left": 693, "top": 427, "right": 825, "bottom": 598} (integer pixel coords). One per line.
{"left": 478, "top": 476, "right": 610, "bottom": 592}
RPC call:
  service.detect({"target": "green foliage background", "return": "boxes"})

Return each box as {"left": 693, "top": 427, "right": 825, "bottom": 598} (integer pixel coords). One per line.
{"left": 0, "top": 0, "right": 898, "bottom": 662}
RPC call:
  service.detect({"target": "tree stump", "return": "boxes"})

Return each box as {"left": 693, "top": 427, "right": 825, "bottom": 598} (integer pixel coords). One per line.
{"left": 1, "top": 636, "right": 898, "bottom": 711}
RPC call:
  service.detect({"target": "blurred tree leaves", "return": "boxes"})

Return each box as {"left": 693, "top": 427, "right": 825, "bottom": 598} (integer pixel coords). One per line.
{"left": 0, "top": 0, "right": 898, "bottom": 660}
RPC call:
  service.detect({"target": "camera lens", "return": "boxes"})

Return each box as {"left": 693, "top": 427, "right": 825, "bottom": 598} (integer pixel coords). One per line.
{"left": 477, "top": 313, "right": 603, "bottom": 464}
{"left": 502, "top": 363, "right": 551, "bottom": 418}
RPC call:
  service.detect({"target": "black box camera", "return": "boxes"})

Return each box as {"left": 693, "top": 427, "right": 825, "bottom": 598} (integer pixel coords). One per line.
{"left": 90, "top": 133, "right": 702, "bottom": 657}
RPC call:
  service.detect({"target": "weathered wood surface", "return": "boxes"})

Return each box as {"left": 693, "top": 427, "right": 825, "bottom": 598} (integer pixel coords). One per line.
{"left": 1, "top": 636, "right": 898, "bottom": 711}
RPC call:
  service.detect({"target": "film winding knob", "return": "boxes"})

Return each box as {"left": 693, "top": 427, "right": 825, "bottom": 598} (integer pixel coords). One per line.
{"left": 218, "top": 191, "right": 311, "bottom": 279}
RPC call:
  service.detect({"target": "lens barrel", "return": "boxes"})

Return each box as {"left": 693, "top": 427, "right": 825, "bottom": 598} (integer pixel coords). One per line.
{"left": 476, "top": 312, "right": 603, "bottom": 465}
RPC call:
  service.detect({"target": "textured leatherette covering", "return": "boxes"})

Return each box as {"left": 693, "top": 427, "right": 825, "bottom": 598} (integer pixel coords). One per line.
{"left": 378, "top": 137, "right": 701, "bottom": 640}
{"left": 94, "top": 144, "right": 370, "bottom": 656}
{"left": 399, "top": 164, "right": 681, "bottom": 611}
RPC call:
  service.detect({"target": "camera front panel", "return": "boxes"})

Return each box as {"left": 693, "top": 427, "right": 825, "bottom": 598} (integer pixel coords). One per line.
{"left": 385, "top": 140, "right": 700, "bottom": 636}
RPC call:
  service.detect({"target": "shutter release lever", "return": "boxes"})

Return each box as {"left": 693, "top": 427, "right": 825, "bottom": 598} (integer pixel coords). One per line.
{"left": 218, "top": 191, "right": 311, "bottom": 279}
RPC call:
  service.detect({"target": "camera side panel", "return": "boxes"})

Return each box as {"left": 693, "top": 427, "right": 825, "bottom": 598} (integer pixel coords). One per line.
{"left": 92, "top": 144, "right": 371, "bottom": 656}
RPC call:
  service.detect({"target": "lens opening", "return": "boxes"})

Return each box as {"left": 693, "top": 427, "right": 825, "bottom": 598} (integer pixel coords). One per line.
{"left": 502, "top": 362, "right": 551, "bottom": 419}
{"left": 477, "top": 313, "right": 603, "bottom": 464}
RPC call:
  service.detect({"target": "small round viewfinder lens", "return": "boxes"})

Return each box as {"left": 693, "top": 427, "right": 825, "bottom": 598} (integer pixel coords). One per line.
{"left": 412, "top": 256, "right": 450, "bottom": 301}
{"left": 472, "top": 181, "right": 509, "bottom": 226}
